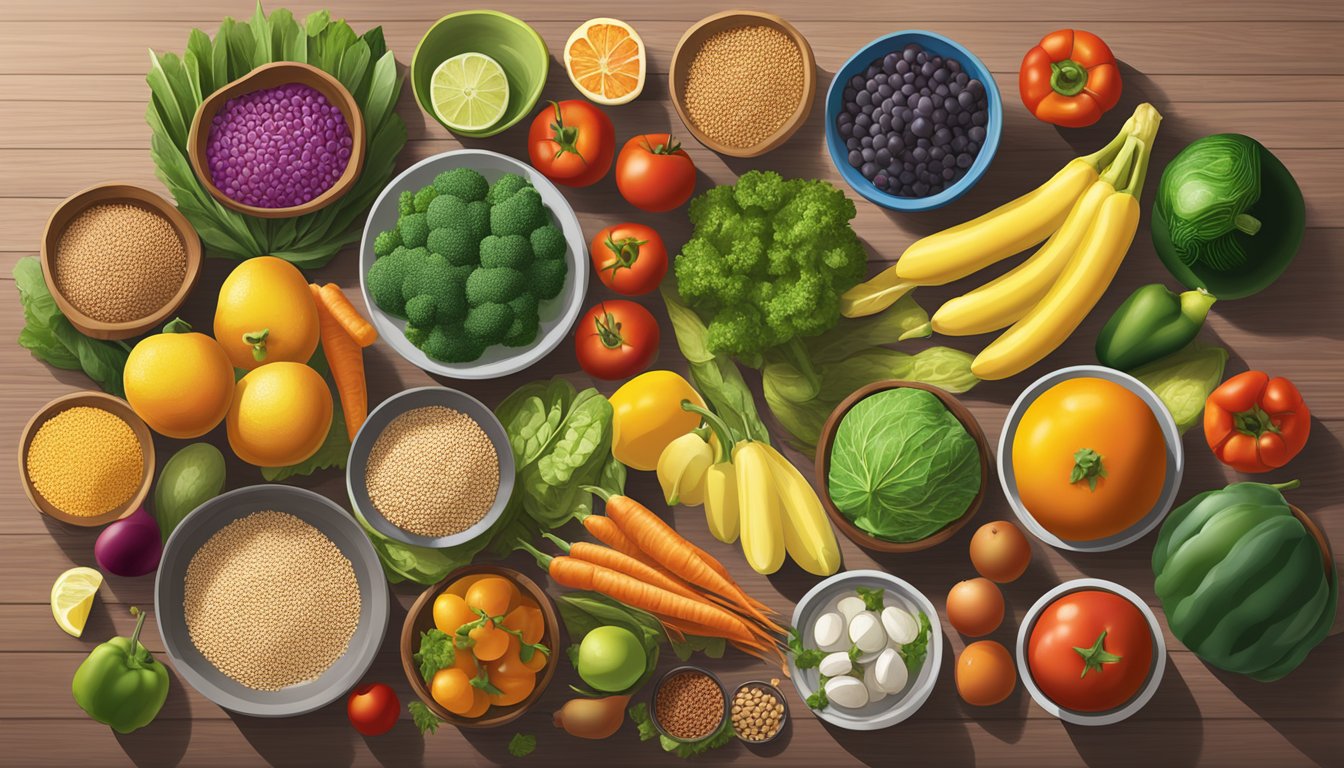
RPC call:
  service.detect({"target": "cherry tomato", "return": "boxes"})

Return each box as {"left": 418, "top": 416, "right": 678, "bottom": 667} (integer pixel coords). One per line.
{"left": 528, "top": 100, "right": 615, "bottom": 188}
{"left": 574, "top": 300, "right": 660, "bottom": 380}
{"left": 471, "top": 621, "right": 511, "bottom": 662}
{"left": 615, "top": 133, "right": 696, "bottom": 212}
{"left": 957, "top": 641, "right": 1017, "bottom": 706}
{"left": 501, "top": 604, "right": 546, "bottom": 645}
{"left": 590, "top": 223, "right": 668, "bottom": 296}
{"left": 463, "top": 685, "right": 491, "bottom": 718}
{"left": 346, "top": 682, "right": 400, "bottom": 736}
{"left": 486, "top": 645, "right": 539, "bottom": 706}
{"left": 430, "top": 668, "right": 475, "bottom": 715}
{"left": 1028, "top": 589, "right": 1153, "bottom": 712}
{"left": 433, "top": 593, "right": 477, "bottom": 634}
{"left": 464, "top": 576, "right": 518, "bottom": 617}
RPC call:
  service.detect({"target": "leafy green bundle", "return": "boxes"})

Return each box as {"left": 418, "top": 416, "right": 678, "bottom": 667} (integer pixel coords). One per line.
{"left": 13, "top": 257, "right": 130, "bottom": 396}
{"left": 146, "top": 4, "right": 406, "bottom": 268}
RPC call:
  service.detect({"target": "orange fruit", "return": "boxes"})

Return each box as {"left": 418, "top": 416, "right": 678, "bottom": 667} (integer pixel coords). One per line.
{"left": 226, "top": 361, "right": 332, "bottom": 467}
{"left": 434, "top": 593, "right": 478, "bottom": 634}
{"left": 470, "top": 621, "right": 511, "bottom": 662}
{"left": 564, "top": 18, "right": 645, "bottom": 105}
{"left": 462, "top": 686, "right": 491, "bottom": 718}
{"left": 214, "top": 256, "right": 319, "bottom": 371}
{"left": 430, "top": 668, "right": 475, "bottom": 715}
{"left": 124, "top": 322, "right": 234, "bottom": 438}
{"left": 464, "top": 576, "right": 518, "bottom": 617}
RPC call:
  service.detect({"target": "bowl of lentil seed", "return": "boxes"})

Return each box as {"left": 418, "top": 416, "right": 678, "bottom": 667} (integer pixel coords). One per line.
{"left": 347, "top": 385, "right": 515, "bottom": 549}
{"left": 670, "top": 10, "right": 816, "bottom": 158}
{"left": 650, "top": 665, "right": 730, "bottom": 744}
{"left": 19, "top": 390, "right": 154, "bottom": 527}
{"left": 154, "top": 484, "right": 388, "bottom": 717}
{"left": 188, "top": 61, "right": 366, "bottom": 219}
{"left": 40, "top": 183, "right": 202, "bottom": 340}
{"left": 731, "top": 680, "right": 789, "bottom": 744}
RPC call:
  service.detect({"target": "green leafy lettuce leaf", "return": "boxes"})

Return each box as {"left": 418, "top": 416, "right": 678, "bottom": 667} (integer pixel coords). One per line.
{"left": 857, "top": 586, "right": 885, "bottom": 611}
{"left": 1131, "top": 341, "right": 1228, "bottom": 434}
{"left": 787, "top": 626, "right": 824, "bottom": 669}
{"left": 628, "top": 702, "right": 734, "bottom": 758}
{"left": 413, "top": 628, "right": 456, "bottom": 683}
{"left": 507, "top": 733, "right": 536, "bottom": 758}
{"left": 409, "top": 701, "right": 442, "bottom": 735}
{"left": 899, "top": 611, "right": 933, "bottom": 676}
{"left": 14, "top": 257, "right": 131, "bottom": 396}
{"left": 827, "top": 388, "right": 981, "bottom": 542}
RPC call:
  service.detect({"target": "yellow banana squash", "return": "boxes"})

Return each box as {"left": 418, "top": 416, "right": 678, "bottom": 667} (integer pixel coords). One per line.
{"left": 735, "top": 442, "right": 785, "bottom": 575}
{"left": 763, "top": 444, "right": 840, "bottom": 576}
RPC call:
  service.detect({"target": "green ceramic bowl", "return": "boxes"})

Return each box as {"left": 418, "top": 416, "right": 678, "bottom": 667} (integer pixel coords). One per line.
{"left": 412, "top": 11, "right": 549, "bottom": 138}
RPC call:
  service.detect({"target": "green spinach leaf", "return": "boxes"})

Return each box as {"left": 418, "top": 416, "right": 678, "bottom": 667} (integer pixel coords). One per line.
{"left": 14, "top": 257, "right": 130, "bottom": 396}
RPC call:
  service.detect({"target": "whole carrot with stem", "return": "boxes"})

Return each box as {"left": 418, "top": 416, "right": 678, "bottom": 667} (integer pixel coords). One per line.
{"left": 310, "top": 283, "right": 366, "bottom": 440}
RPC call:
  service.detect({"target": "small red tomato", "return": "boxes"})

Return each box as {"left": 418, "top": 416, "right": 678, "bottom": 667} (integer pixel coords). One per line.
{"left": 1028, "top": 589, "right": 1153, "bottom": 712}
{"left": 615, "top": 133, "right": 696, "bottom": 212}
{"left": 590, "top": 223, "right": 668, "bottom": 296}
{"left": 347, "top": 682, "right": 400, "bottom": 736}
{"left": 528, "top": 100, "right": 615, "bottom": 188}
{"left": 575, "top": 300, "right": 660, "bottom": 380}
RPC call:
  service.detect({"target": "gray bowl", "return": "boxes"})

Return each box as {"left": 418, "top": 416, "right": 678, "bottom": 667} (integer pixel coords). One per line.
{"left": 788, "top": 570, "right": 943, "bottom": 731}
{"left": 997, "top": 365, "right": 1185, "bottom": 552}
{"left": 154, "top": 485, "right": 389, "bottom": 717}
{"left": 359, "top": 148, "right": 589, "bottom": 379}
{"left": 346, "top": 386, "right": 516, "bottom": 549}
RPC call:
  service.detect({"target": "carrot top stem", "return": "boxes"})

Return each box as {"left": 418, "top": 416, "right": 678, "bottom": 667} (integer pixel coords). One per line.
{"left": 584, "top": 485, "right": 613, "bottom": 502}
{"left": 541, "top": 532, "right": 572, "bottom": 554}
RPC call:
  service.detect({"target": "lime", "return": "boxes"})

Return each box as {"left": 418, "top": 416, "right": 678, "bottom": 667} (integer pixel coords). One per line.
{"left": 51, "top": 566, "right": 103, "bottom": 637}
{"left": 430, "top": 52, "right": 510, "bottom": 132}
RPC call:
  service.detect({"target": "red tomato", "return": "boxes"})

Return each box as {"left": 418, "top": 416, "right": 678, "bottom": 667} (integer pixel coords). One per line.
{"left": 590, "top": 223, "right": 668, "bottom": 296}
{"left": 574, "top": 300, "right": 659, "bottom": 380}
{"left": 528, "top": 100, "right": 615, "bottom": 188}
{"left": 346, "top": 682, "right": 400, "bottom": 736}
{"left": 1028, "top": 590, "right": 1153, "bottom": 712}
{"left": 615, "top": 133, "right": 696, "bottom": 212}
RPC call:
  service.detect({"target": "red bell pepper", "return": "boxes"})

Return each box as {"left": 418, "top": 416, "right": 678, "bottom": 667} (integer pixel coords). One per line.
{"left": 1204, "top": 371, "right": 1311, "bottom": 473}
{"left": 1020, "top": 30, "right": 1122, "bottom": 128}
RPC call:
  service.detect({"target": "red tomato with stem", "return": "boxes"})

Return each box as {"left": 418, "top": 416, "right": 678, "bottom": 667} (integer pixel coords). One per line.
{"left": 615, "top": 133, "right": 697, "bottom": 212}
{"left": 590, "top": 223, "right": 668, "bottom": 296}
{"left": 346, "top": 682, "right": 400, "bottom": 736}
{"left": 528, "top": 100, "right": 615, "bottom": 188}
{"left": 1204, "top": 370, "right": 1310, "bottom": 473}
{"left": 1027, "top": 590, "right": 1153, "bottom": 712}
{"left": 574, "top": 300, "right": 660, "bottom": 380}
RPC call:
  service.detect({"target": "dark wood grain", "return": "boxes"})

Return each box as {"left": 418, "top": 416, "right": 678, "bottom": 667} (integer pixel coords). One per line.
{"left": 1, "top": 1, "right": 1340, "bottom": 766}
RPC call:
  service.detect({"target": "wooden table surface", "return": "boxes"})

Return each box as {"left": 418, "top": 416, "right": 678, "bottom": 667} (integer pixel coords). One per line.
{"left": 2, "top": 1, "right": 1341, "bottom": 765}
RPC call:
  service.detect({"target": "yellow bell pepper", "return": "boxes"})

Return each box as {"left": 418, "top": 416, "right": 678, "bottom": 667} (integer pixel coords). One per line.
{"left": 609, "top": 371, "right": 706, "bottom": 471}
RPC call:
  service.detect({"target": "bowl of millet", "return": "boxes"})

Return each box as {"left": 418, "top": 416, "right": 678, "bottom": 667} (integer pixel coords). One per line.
{"left": 346, "top": 385, "right": 516, "bottom": 549}
{"left": 670, "top": 11, "right": 816, "bottom": 158}
{"left": 40, "top": 183, "right": 202, "bottom": 340}
{"left": 188, "top": 61, "right": 365, "bottom": 218}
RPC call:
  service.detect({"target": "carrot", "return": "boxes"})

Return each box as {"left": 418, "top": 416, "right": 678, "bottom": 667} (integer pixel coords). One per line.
{"left": 310, "top": 283, "right": 367, "bottom": 440}
{"left": 589, "top": 488, "right": 782, "bottom": 634}
{"left": 318, "top": 283, "right": 377, "bottom": 347}
{"left": 545, "top": 534, "right": 707, "bottom": 606}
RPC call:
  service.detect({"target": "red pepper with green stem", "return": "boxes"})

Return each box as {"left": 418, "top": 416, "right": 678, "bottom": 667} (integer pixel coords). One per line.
{"left": 1204, "top": 371, "right": 1311, "bottom": 473}
{"left": 1020, "top": 30, "right": 1122, "bottom": 128}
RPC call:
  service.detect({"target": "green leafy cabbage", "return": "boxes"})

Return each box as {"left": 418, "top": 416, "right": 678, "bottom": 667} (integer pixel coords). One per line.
{"left": 1131, "top": 341, "right": 1228, "bottom": 434}
{"left": 1156, "top": 134, "right": 1263, "bottom": 272}
{"left": 827, "top": 388, "right": 981, "bottom": 542}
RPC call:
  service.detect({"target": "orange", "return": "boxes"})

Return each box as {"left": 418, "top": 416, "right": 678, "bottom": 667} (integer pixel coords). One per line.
{"left": 564, "top": 18, "right": 645, "bottom": 105}
{"left": 1011, "top": 377, "right": 1167, "bottom": 541}
{"left": 214, "top": 256, "right": 319, "bottom": 371}
{"left": 226, "top": 361, "right": 332, "bottom": 467}
{"left": 124, "top": 322, "right": 234, "bottom": 438}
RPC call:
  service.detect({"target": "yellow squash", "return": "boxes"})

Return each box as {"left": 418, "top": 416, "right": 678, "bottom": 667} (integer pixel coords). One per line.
{"left": 763, "top": 445, "right": 840, "bottom": 576}
{"left": 657, "top": 431, "right": 713, "bottom": 507}
{"left": 703, "top": 461, "right": 739, "bottom": 544}
{"left": 734, "top": 442, "right": 784, "bottom": 574}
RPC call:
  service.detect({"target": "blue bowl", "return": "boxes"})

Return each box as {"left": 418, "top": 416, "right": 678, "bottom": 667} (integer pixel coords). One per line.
{"left": 826, "top": 31, "right": 1002, "bottom": 212}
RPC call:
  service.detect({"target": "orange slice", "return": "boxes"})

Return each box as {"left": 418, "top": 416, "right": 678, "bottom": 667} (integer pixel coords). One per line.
{"left": 564, "top": 18, "right": 646, "bottom": 105}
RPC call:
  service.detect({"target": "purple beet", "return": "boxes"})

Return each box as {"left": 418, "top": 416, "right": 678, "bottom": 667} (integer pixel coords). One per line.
{"left": 95, "top": 506, "right": 163, "bottom": 577}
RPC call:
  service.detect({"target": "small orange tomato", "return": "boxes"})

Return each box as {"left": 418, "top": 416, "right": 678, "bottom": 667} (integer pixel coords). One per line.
{"left": 430, "top": 668, "right": 475, "bottom": 714}
{"left": 445, "top": 573, "right": 487, "bottom": 599}
{"left": 946, "top": 578, "right": 1005, "bottom": 637}
{"left": 501, "top": 605, "right": 546, "bottom": 645}
{"left": 957, "top": 641, "right": 1017, "bottom": 707}
{"left": 465, "top": 576, "right": 518, "bottom": 617}
{"left": 433, "top": 593, "right": 478, "bottom": 634}
{"left": 471, "top": 621, "right": 511, "bottom": 661}
{"left": 487, "top": 670, "right": 536, "bottom": 707}
{"left": 462, "top": 686, "right": 491, "bottom": 718}
{"left": 452, "top": 648, "right": 479, "bottom": 677}
{"left": 969, "top": 521, "right": 1033, "bottom": 583}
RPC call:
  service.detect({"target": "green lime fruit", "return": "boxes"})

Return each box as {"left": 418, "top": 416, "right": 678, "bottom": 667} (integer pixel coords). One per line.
{"left": 577, "top": 626, "right": 646, "bottom": 692}
{"left": 430, "top": 52, "right": 510, "bottom": 132}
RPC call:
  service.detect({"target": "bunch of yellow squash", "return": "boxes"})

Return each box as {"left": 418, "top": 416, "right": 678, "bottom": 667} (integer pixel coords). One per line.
{"left": 841, "top": 103, "right": 1163, "bottom": 381}
{"left": 657, "top": 403, "right": 841, "bottom": 576}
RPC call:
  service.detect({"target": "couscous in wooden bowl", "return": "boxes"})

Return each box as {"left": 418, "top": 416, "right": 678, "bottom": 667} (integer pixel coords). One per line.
{"left": 18, "top": 390, "right": 155, "bottom": 527}
{"left": 40, "top": 183, "right": 202, "bottom": 341}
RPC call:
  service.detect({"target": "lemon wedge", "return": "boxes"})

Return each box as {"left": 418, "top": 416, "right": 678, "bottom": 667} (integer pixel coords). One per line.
{"left": 52, "top": 566, "right": 103, "bottom": 637}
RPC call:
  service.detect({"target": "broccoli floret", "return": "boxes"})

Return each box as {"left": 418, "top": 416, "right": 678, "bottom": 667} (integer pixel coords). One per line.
{"left": 486, "top": 173, "right": 531, "bottom": 205}
{"left": 489, "top": 187, "right": 548, "bottom": 237}
{"left": 367, "top": 248, "right": 413, "bottom": 316}
{"left": 398, "top": 190, "right": 414, "bottom": 216}
{"left": 426, "top": 226, "right": 479, "bottom": 267}
{"left": 422, "top": 323, "right": 485, "bottom": 363}
{"left": 465, "top": 267, "right": 526, "bottom": 306}
{"left": 399, "top": 213, "right": 429, "bottom": 248}
{"left": 373, "top": 228, "right": 402, "bottom": 258}
{"left": 404, "top": 323, "right": 432, "bottom": 348}
{"left": 402, "top": 252, "right": 468, "bottom": 324}
{"left": 530, "top": 224, "right": 567, "bottom": 261}
{"left": 479, "top": 234, "right": 533, "bottom": 270}
{"left": 503, "top": 292, "right": 541, "bottom": 347}
{"left": 433, "top": 168, "right": 489, "bottom": 202}
{"left": 464, "top": 301, "right": 515, "bottom": 342}
{"left": 413, "top": 186, "right": 438, "bottom": 213}
{"left": 463, "top": 200, "right": 491, "bottom": 241}
{"left": 405, "top": 294, "right": 438, "bottom": 327}
{"left": 426, "top": 194, "right": 468, "bottom": 232}
{"left": 528, "top": 259, "right": 567, "bottom": 301}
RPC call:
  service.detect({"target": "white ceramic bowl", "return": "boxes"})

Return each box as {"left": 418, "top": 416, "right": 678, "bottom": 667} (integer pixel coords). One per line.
{"left": 788, "top": 570, "right": 942, "bottom": 731}
{"left": 359, "top": 148, "right": 588, "bottom": 379}
{"left": 997, "top": 365, "right": 1184, "bottom": 552}
{"left": 1016, "top": 578, "right": 1166, "bottom": 726}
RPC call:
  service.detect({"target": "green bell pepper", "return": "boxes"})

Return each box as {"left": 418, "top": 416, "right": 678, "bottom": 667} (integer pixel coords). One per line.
{"left": 72, "top": 607, "right": 169, "bottom": 733}
{"left": 1095, "top": 284, "right": 1216, "bottom": 371}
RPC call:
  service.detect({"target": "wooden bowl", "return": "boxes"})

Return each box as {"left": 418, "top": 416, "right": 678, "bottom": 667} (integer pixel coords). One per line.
{"left": 669, "top": 10, "right": 816, "bottom": 158}
{"left": 18, "top": 390, "right": 156, "bottom": 527}
{"left": 400, "top": 564, "right": 560, "bottom": 729}
{"left": 40, "top": 183, "right": 202, "bottom": 340}
{"left": 188, "top": 61, "right": 366, "bottom": 219}
{"left": 814, "top": 381, "right": 990, "bottom": 553}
